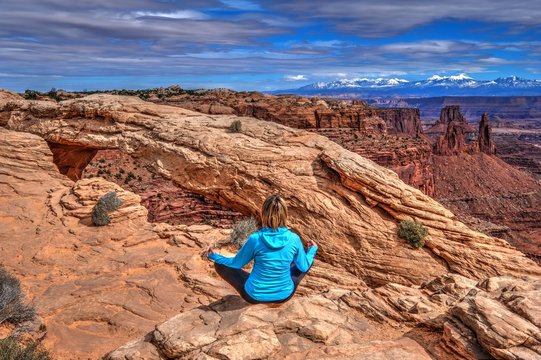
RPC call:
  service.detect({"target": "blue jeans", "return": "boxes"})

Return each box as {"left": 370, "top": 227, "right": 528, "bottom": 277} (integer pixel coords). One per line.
{"left": 214, "top": 263, "right": 308, "bottom": 304}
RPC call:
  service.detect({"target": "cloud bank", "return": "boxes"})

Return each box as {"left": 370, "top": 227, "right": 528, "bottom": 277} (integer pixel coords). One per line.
{"left": 0, "top": 0, "right": 540, "bottom": 90}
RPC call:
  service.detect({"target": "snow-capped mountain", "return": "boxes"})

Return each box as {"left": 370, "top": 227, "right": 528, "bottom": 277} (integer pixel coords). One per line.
{"left": 277, "top": 74, "right": 541, "bottom": 97}
{"left": 305, "top": 78, "right": 409, "bottom": 90}
{"left": 414, "top": 74, "right": 480, "bottom": 88}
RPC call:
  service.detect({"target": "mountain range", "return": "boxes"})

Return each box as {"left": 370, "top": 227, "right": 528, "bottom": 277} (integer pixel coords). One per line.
{"left": 275, "top": 74, "right": 541, "bottom": 97}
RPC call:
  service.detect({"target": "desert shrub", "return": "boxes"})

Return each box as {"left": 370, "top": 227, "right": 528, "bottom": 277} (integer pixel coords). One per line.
{"left": 0, "top": 337, "right": 51, "bottom": 360}
{"left": 228, "top": 120, "right": 242, "bottom": 133}
{"left": 23, "top": 90, "right": 39, "bottom": 100}
{"left": 45, "top": 88, "right": 60, "bottom": 102}
{"left": 230, "top": 217, "right": 259, "bottom": 249}
{"left": 398, "top": 220, "right": 428, "bottom": 249}
{"left": 0, "top": 268, "right": 35, "bottom": 325}
{"left": 91, "top": 191, "right": 123, "bottom": 226}
{"left": 124, "top": 172, "right": 136, "bottom": 184}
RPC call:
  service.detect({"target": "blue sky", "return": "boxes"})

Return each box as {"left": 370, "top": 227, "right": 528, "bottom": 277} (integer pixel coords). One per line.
{"left": 1, "top": 0, "right": 541, "bottom": 91}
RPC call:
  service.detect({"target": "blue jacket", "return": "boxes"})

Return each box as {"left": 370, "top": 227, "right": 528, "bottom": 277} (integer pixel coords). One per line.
{"left": 208, "top": 227, "right": 318, "bottom": 301}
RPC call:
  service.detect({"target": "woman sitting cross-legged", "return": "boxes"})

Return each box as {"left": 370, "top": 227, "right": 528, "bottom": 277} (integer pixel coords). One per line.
{"left": 207, "top": 194, "right": 318, "bottom": 304}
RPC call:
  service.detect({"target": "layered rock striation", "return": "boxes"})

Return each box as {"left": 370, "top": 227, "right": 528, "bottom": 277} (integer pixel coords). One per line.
{"left": 160, "top": 89, "right": 436, "bottom": 195}
{"left": 375, "top": 107, "right": 423, "bottom": 137}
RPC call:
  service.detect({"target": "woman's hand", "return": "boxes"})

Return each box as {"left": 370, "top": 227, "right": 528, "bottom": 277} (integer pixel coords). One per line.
{"left": 307, "top": 240, "right": 317, "bottom": 248}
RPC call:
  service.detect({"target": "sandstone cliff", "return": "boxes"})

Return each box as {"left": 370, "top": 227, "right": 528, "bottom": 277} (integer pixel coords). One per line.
{"left": 375, "top": 107, "right": 422, "bottom": 137}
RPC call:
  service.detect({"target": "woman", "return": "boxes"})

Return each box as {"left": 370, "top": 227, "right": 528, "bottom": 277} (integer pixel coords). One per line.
{"left": 207, "top": 194, "right": 318, "bottom": 304}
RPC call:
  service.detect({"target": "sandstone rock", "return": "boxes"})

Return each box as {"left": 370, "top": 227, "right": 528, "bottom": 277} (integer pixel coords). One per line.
{"left": 107, "top": 337, "right": 165, "bottom": 360}
{"left": 158, "top": 89, "right": 435, "bottom": 194}
{"left": 442, "top": 277, "right": 541, "bottom": 359}
{"left": 433, "top": 120, "right": 469, "bottom": 155}
{"left": 2, "top": 93, "right": 541, "bottom": 360}
{"left": 438, "top": 105, "right": 466, "bottom": 125}
{"left": 48, "top": 142, "right": 98, "bottom": 181}
{"left": 0, "top": 127, "right": 235, "bottom": 358}
{"left": 0, "top": 126, "right": 369, "bottom": 358}
{"left": 342, "top": 274, "right": 478, "bottom": 327}
{"left": 426, "top": 105, "right": 475, "bottom": 136}
{"left": 376, "top": 108, "right": 422, "bottom": 136}
{"left": 82, "top": 149, "right": 243, "bottom": 227}
{"left": 107, "top": 293, "right": 432, "bottom": 360}
{"left": 478, "top": 112, "right": 496, "bottom": 155}
{"left": 2, "top": 92, "right": 539, "bottom": 287}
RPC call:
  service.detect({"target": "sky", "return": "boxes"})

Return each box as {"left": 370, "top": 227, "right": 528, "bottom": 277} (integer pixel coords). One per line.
{"left": 1, "top": 0, "right": 541, "bottom": 91}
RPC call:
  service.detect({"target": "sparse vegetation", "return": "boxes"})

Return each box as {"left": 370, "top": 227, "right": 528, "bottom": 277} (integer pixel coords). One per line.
{"left": 23, "top": 90, "right": 39, "bottom": 100}
{"left": 0, "top": 337, "right": 51, "bottom": 360}
{"left": 230, "top": 217, "right": 259, "bottom": 249}
{"left": 0, "top": 268, "right": 35, "bottom": 325}
{"left": 124, "top": 172, "right": 136, "bottom": 184}
{"left": 398, "top": 220, "right": 428, "bottom": 249}
{"left": 91, "top": 191, "right": 123, "bottom": 226}
{"left": 228, "top": 120, "right": 242, "bottom": 133}
{"left": 45, "top": 88, "right": 60, "bottom": 102}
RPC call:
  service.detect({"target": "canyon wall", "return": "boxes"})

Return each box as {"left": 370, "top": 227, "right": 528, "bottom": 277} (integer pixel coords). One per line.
{"left": 375, "top": 107, "right": 422, "bottom": 136}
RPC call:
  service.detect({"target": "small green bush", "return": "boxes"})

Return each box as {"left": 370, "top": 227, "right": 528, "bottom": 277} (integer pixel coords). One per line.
{"left": 91, "top": 191, "right": 123, "bottom": 226}
{"left": 230, "top": 218, "right": 258, "bottom": 249}
{"left": 229, "top": 120, "right": 242, "bottom": 133}
{"left": 23, "top": 90, "right": 39, "bottom": 100}
{"left": 0, "top": 268, "right": 35, "bottom": 325}
{"left": 0, "top": 337, "right": 51, "bottom": 360}
{"left": 45, "top": 88, "right": 60, "bottom": 102}
{"left": 398, "top": 220, "right": 428, "bottom": 249}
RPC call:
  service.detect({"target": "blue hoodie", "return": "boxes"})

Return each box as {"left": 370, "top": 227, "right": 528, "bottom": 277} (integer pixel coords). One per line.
{"left": 208, "top": 227, "right": 318, "bottom": 302}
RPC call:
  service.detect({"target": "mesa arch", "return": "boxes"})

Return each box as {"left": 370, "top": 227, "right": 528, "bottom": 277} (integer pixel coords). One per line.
{"left": 1, "top": 91, "right": 540, "bottom": 287}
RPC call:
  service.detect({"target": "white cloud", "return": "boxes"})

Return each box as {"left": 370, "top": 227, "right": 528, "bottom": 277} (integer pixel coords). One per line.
{"left": 133, "top": 10, "right": 208, "bottom": 19}
{"left": 284, "top": 74, "right": 308, "bottom": 81}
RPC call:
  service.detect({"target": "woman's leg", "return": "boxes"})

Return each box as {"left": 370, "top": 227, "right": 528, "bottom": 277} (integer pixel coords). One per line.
{"left": 275, "top": 264, "right": 311, "bottom": 303}
{"left": 213, "top": 263, "right": 260, "bottom": 304}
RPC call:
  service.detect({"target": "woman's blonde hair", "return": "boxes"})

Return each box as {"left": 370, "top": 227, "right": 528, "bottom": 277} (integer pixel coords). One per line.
{"left": 261, "top": 194, "right": 288, "bottom": 230}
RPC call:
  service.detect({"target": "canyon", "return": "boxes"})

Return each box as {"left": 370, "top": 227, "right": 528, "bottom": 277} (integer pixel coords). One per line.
{"left": 1, "top": 90, "right": 540, "bottom": 359}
